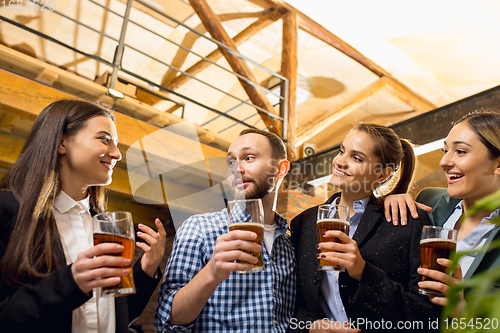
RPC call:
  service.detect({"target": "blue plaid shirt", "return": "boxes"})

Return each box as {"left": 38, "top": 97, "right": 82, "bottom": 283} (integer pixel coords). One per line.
{"left": 155, "top": 209, "right": 296, "bottom": 332}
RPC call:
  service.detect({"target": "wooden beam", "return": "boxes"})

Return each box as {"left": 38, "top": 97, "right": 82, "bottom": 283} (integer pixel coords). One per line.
{"left": 188, "top": 0, "right": 282, "bottom": 135}
{"left": 280, "top": 10, "right": 298, "bottom": 160}
{"left": 0, "top": 114, "right": 19, "bottom": 134}
{"left": 296, "top": 77, "right": 389, "bottom": 146}
{"left": 297, "top": 15, "right": 390, "bottom": 78}
{"left": 164, "top": 8, "right": 283, "bottom": 92}
{"left": 0, "top": 67, "right": 227, "bottom": 180}
{"left": 36, "top": 68, "right": 59, "bottom": 86}
{"left": 384, "top": 77, "right": 436, "bottom": 113}
{"left": 0, "top": 45, "right": 231, "bottom": 150}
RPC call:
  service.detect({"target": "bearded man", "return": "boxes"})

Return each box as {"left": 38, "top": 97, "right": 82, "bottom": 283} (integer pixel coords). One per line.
{"left": 155, "top": 129, "right": 296, "bottom": 332}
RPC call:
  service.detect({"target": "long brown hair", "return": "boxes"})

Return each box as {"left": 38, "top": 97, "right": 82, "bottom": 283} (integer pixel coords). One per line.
{"left": 354, "top": 123, "right": 415, "bottom": 196}
{"left": 0, "top": 99, "right": 115, "bottom": 287}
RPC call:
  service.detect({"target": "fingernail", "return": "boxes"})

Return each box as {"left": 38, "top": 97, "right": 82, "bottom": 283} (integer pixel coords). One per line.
{"left": 316, "top": 254, "right": 320, "bottom": 258}
{"left": 316, "top": 244, "right": 319, "bottom": 249}
{"left": 413, "top": 214, "right": 419, "bottom": 219}
{"left": 322, "top": 233, "right": 326, "bottom": 236}
{"left": 417, "top": 268, "right": 423, "bottom": 273}
{"left": 418, "top": 282, "right": 423, "bottom": 286}
{"left": 122, "top": 269, "right": 129, "bottom": 274}
{"left": 387, "top": 217, "right": 391, "bottom": 222}
{"left": 320, "top": 254, "right": 326, "bottom": 258}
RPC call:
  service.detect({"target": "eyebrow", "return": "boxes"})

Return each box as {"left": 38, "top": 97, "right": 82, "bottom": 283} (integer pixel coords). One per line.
{"left": 97, "top": 131, "right": 118, "bottom": 144}
{"left": 226, "top": 147, "right": 256, "bottom": 158}
{"left": 443, "top": 140, "right": 472, "bottom": 148}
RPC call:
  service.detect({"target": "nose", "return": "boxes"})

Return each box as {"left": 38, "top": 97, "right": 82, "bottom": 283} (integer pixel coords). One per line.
{"left": 109, "top": 142, "right": 122, "bottom": 161}
{"left": 333, "top": 154, "right": 347, "bottom": 170}
{"left": 439, "top": 150, "right": 453, "bottom": 171}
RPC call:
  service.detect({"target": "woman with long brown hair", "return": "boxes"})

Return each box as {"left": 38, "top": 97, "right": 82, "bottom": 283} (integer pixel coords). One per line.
{"left": 0, "top": 99, "right": 166, "bottom": 332}
{"left": 290, "top": 123, "right": 439, "bottom": 332}
{"left": 384, "top": 109, "right": 500, "bottom": 314}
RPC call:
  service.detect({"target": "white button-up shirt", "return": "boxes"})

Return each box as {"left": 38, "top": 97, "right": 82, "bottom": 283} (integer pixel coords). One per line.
{"left": 320, "top": 196, "right": 370, "bottom": 322}
{"left": 53, "top": 191, "right": 115, "bottom": 333}
{"left": 443, "top": 200, "right": 500, "bottom": 277}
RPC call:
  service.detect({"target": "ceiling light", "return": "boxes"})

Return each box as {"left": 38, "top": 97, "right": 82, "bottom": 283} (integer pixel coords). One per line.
{"left": 107, "top": 88, "right": 124, "bottom": 99}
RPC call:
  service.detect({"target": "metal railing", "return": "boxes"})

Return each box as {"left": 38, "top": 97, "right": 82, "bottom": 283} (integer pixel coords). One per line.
{"left": 0, "top": 0, "right": 288, "bottom": 138}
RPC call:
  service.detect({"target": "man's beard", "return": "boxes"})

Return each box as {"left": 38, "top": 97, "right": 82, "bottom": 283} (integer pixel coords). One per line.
{"left": 231, "top": 173, "right": 275, "bottom": 200}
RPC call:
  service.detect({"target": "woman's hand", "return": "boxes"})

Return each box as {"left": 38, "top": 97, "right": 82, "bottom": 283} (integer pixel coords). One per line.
{"left": 383, "top": 194, "right": 432, "bottom": 226}
{"left": 309, "top": 320, "right": 361, "bottom": 332}
{"left": 71, "top": 243, "right": 131, "bottom": 295}
{"left": 137, "top": 218, "right": 167, "bottom": 278}
{"left": 317, "top": 231, "right": 365, "bottom": 281}
{"left": 418, "top": 258, "right": 466, "bottom": 314}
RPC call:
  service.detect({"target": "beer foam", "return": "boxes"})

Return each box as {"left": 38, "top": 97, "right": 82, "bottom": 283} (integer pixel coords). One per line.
{"left": 420, "top": 238, "right": 457, "bottom": 245}
{"left": 229, "top": 222, "right": 264, "bottom": 229}
{"left": 317, "top": 218, "right": 349, "bottom": 226}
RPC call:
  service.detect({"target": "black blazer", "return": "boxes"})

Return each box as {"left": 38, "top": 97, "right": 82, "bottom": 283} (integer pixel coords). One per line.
{"left": 0, "top": 190, "right": 161, "bottom": 332}
{"left": 290, "top": 193, "right": 440, "bottom": 332}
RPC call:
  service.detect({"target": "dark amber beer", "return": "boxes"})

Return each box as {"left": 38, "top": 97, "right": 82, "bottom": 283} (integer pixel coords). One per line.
{"left": 317, "top": 219, "right": 350, "bottom": 271}
{"left": 93, "top": 233, "right": 135, "bottom": 296}
{"left": 227, "top": 199, "right": 265, "bottom": 273}
{"left": 93, "top": 211, "right": 136, "bottom": 297}
{"left": 228, "top": 222, "right": 265, "bottom": 272}
{"left": 419, "top": 238, "right": 457, "bottom": 296}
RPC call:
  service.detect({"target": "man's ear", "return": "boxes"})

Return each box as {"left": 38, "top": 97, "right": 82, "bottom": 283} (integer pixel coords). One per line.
{"left": 378, "top": 166, "right": 393, "bottom": 183}
{"left": 276, "top": 159, "right": 290, "bottom": 181}
{"left": 58, "top": 134, "right": 68, "bottom": 155}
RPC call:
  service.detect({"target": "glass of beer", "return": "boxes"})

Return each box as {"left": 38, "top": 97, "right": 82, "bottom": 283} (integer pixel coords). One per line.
{"left": 227, "top": 199, "right": 265, "bottom": 273}
{"left": 317, "top": 204, "right": 350, "bottom": 271}
{"left": 93, "top": 211, "right": 136, "bottom": 297}
{"left": 419, "top": 225, "right": 457, "bottom": 297}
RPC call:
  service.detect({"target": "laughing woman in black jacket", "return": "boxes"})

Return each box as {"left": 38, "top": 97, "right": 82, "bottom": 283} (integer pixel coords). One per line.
{"left": 290, "top": 123, "right": 440, "bottom": 333}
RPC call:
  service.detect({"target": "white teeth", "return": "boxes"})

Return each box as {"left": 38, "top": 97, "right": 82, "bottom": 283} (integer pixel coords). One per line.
{"left": 336, "top": 170, "right": 350, "bottom": 176}
{"left": 102, "top": 162, "right": 113, "bottom": 168}
{"left": 448, "top": 173, "right": 463, "bottom": 179}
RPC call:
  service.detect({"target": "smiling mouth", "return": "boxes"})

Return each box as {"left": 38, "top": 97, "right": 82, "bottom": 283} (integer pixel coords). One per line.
{"left": 447, "top": 173, "right": 464, "bottom": 181}
{"left": 101, "top": 162, "right": 114, "bottom": 170}
{"left": 334, "top": 169, "right": 351, "bottom": 177}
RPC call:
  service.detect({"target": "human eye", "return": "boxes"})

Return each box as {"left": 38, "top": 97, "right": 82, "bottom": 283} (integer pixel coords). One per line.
{"left": 456, "top": 149, "right": 467, "bottom": 156}
{"left": 353, "top": 156, "right": 363, "bottom": 163}
{"left": 245, "top": 155, "right": 255, "bottom": 162}
{"left": 339, "top": 149, "right": 345, "bottom": 155}
{"left": 99, "top": 135, "right": 111, "bottom": 143}
{"left": 226, "top": 159, "right": 235, "bottom": 167}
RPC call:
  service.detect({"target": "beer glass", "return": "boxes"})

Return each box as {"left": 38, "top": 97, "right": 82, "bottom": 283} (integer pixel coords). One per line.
{"left": 227, "top": 199, "right": 265, "bottom": 273}
{"left": 419, "top": 225, "right": 457, "bottom": 297}
{"left": 93, "top": 211, "right": 136, "bottom": 297}
{"left": 317, "top": 204, "right": 350, "bottom": 271}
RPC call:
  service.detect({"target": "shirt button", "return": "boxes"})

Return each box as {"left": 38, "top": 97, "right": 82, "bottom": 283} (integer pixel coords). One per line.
{"left": 468, "top": 240, "right": 473, "bottom": 245}
{"left": 273, "top": 288, "right": 277, "bottom": 294}
{"left": 342, "top": 307, "right": 345, "bottom": 311}
{"left": 274, "top": 320, "right": 278, "bottom": 325}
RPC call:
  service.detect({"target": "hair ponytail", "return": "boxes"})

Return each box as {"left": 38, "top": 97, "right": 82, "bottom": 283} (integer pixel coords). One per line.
{"left": 387, "top": 139, "right": 415, "bottom": 196}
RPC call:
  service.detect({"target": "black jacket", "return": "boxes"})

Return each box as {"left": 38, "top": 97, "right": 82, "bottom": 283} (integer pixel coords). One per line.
{"left": 290, "top": 193, "right": 440, "bottom": 332}
{"left": 0, "top": 190, "right": 161, "bottom": 332}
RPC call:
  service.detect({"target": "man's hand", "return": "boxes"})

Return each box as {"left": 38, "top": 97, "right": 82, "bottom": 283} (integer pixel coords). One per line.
{"left": 317, "top": 231, "right": 365, "bottom": 281}
{"left": 208, "top": 230, "right": 261, "bottom": 283}
{"left": 384, "top": 194, "right": 432, "bottom": 226}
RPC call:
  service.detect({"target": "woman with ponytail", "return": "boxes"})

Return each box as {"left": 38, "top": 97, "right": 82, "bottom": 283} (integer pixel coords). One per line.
{"left": 290, "top": 123, "right": 439, "bottom": 332}
{"left": 0, "top": 100, "right": 166, "bottom": 332}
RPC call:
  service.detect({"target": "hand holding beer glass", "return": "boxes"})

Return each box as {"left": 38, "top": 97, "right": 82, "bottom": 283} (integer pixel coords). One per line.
{"left": 419, "top": 226, "right": 457, "bottom": 297}
{"left": 227, "top": 199, "right": 265, "bottom": 273}
{"left": 317, "top": 204, "right": 350, "bottom": 271}
{"left": 93, "top": 211, "right": 136, "bottom": 297}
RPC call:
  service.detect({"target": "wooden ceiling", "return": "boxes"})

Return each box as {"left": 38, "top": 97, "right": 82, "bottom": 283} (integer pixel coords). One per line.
{"left": 1, "top": 0, "right": 499, "bottom": 197}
